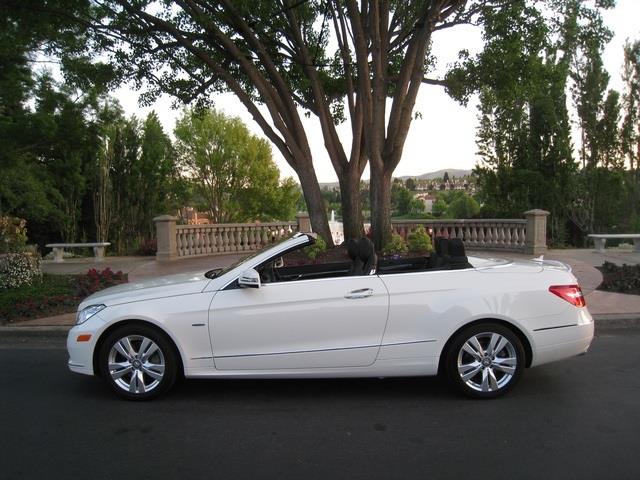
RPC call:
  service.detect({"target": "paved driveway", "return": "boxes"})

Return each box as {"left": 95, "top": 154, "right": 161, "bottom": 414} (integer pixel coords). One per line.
{"left": 1, "top": 328, "right": 639, "bottom": 479}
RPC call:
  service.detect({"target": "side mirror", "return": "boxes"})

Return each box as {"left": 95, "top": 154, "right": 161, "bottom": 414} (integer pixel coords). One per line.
{"left": 238, "top": 269, "right": 261, "bottom": 289}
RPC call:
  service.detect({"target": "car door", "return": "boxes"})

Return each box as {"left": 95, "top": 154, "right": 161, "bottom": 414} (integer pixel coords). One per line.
{"left": 209, "top": 275, "right": 389, "bottom": 370}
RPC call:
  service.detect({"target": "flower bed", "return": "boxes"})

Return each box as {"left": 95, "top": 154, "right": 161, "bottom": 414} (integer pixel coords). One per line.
{"left": 597, "top": 262, "right": 640, "bottom": 295}
{"left": 0, "top": 268, "right": 128, "bottom": 324}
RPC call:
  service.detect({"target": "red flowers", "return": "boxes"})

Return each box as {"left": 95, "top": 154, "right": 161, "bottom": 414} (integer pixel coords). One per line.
{"left": 75, "top": 268, "right": 127, "bottom": 297}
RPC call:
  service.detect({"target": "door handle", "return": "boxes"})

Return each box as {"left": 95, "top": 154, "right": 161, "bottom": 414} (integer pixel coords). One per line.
{"left": 344, "top": 288, "right": 374, "bottom": 299}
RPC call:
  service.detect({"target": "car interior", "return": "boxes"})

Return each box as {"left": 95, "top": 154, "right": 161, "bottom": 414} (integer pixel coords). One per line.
{"left": 256, "top": 235, "right": 472, "bottom": 284}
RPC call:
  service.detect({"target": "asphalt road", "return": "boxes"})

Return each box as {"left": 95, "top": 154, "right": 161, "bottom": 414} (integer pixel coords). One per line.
{"left": 1, "top": 328, "right": 639, "bottom": 480}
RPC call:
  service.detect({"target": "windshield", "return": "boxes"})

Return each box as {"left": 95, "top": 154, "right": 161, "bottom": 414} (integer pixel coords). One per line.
{"left": 204, "top": 234, "right": 308, "bottom": 278}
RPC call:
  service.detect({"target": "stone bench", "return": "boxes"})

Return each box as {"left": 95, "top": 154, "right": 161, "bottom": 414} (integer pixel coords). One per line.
{"left": 46, "top": 242, "right": 111, "bottom": 263}
{"left": 587, "top": 234, "right": 640, "bottom": 253}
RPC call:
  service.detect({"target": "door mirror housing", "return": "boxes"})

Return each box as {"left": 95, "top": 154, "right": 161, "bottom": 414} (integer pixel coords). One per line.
{"left": 238, "top": 269, "right": 261, "bottom": 288}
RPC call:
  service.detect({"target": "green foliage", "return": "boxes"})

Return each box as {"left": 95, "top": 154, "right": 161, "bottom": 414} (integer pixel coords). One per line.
{"left": 175, "top": 108, "right": 299, "bottom": 223}
{"left": 382, "top": 234, "right": 408, "bottom": 256}
{"left": 0, "top": 268, "right": 127, "bottom": 323}
{"left": 447, "top": 195, "right": 480, "bottom": 219}
{"left": 305, "top": 236, "right": 327, "bottom": 261}
{"left": 0, "top": 274, "right": 76, "bottom": 324}
{"left": 407, "top": 226, "right": 433, "bottom": 254}
{"left": 392, "top": 184, "right": 425, "bottom": 217}
{"left": 450, "top": 0, "right": 629, "bottom": 245}
{"left": 393, "top": 212, "right": 434, "bottom": 220}
{"left": 0, "top": 253, "right": 41, "bottom": 289}
{"left": 598, "top": 262, "right": 640, "bottom": 295}
{"left": 621, "top": 40, "right": 640, "bottom": 171}
{"left": 0, "top": 216, "right": 28, "bottom": 253}
{"left": 432, "top": 198, "right": 448, "bottom": 217}
{"left": 429, "top": 191, "right": 479, "bottom": 219}
{"left": 106, "top": 110, "right": 182, "bottom": 252}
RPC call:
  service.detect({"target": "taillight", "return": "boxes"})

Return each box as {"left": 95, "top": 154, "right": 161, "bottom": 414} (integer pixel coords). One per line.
{"left": 549, "top": 284, "right": 586, "bottom": 307}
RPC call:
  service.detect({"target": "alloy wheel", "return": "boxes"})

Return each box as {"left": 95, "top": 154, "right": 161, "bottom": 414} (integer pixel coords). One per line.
{"left": 107, "top": 335, "right": 166, "bottom": 394}
{"left": 456, "top": 332, "right": 518, "bottom": 393}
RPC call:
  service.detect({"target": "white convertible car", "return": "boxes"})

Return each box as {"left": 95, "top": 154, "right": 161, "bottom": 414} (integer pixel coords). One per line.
{"left": 67, "top": 233, "right": 594, "bottom": 400}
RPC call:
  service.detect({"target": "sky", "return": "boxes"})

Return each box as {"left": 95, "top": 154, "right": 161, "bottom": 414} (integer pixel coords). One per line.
{"left": 115, "top": 0, "right": 640, "bottom": 183}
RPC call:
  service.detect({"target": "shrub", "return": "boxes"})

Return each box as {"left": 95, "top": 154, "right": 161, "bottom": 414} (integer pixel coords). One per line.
{"left": 0, "top": 216, "right": 28, "bottom": 253}
{"left": 382, "top": 233, "right": 408, "bottom": 256}
{"left": 598, "top": 261, "right": 640, "bottom": 295}
{"left": 137, "top": 239, "right": 157, "bottom": 256}
{"left": 74, "top": 267, "right": 128, "bottom": 298}
{"left": 407, "top": 225, "right": 433, "bottom": 253}
{"left": 305, "top": 236, "right": 327, "bottom": 261}
{"left": 0, "top": 253, "right": 42, "bottom": 289}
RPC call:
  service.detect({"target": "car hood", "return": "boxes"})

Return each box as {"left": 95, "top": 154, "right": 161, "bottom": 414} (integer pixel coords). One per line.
{"left": 78, "top": 271, "right": 212, "bottom": 309}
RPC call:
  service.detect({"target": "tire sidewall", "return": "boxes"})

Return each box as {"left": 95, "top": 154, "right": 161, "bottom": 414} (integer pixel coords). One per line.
{"left": 98, "top": 324, "right": 178, "bottom": 401}
{"left": 446, "top": 323, "right": 525, "bottom": 399}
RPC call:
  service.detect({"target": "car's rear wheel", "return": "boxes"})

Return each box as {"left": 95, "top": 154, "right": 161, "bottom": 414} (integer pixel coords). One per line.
{"left": 98, "top": 324, "right": 178, "bottom": 401}
{"left": 445, "top": 323, "right": 525, "bottom": 399}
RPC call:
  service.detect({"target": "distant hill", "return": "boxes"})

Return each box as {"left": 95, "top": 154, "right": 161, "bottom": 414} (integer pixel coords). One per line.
{"left": 405, "top": 168, "right": 473, "bottom": 180}
{"left": 319, "top": 168, "right": 473, "bottom": 189}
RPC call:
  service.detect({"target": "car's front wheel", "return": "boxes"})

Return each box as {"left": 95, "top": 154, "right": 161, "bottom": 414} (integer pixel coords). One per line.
{"left": 445, "top": 323, "right": 525, "bottom": 399}
{"left": 98, "top": 324, "right": 178, "bottom": 400}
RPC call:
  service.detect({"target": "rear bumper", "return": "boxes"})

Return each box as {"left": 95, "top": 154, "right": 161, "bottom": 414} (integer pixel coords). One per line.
{"left": 530, "top": 309, "right": 594, "bottom": 367}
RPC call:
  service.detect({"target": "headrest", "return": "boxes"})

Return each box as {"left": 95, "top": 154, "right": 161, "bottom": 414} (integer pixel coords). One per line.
{"left": 435, "top": 237, "right": 449, "bottom": 256}
{"left": 449, "top": 238, "right": 466, "bottom": 257}
{"left": 357, "top": 237, "right": 375, "bottom": 261}
{"left": 347, "top": 238, "right": 359, "bottom": 260}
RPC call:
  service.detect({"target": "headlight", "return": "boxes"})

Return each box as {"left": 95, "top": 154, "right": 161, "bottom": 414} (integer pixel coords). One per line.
{"left": 76, "top": 304, "right": 106, "bottom": 325}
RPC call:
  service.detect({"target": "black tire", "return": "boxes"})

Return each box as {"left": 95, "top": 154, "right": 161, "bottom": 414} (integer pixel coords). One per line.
{"left": 445, "top": 322, "right": 525, "bottom": 399}
{"left": 98, "top": 324, "right": 178, "bottom": 401}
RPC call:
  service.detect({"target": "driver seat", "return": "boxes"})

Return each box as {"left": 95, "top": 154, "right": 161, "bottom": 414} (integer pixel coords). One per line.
{"left": 356, "top": 237, "right": 377, "bottom": 275}
{"left": 347, "top": 238, "right": 363, "bottom": 275}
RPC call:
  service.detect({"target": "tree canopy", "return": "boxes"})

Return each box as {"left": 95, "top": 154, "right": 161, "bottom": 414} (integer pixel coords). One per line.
{"left": 37, "top": 0, "right": 502, "bottom": 246}
{"left": 174, "top": 108, "right": 299, "bottom": 223}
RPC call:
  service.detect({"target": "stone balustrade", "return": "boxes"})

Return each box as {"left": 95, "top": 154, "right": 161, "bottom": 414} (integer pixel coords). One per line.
{"left": 154, "top": 209, "right": 549, "bottom": 261}
{"left": 392, "top": 209, "right": 549, "bottom": 255}
{"left": 392, "top": 219, "right": 526, "bottom": 251}
{"left": 154, "top": 213, "right": 310, "bottom": 262}
{"left": 175, "top": 222, "right": 298, "bottom": 257}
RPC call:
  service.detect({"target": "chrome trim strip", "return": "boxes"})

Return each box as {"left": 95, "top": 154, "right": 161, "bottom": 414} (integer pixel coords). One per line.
{"left": 214, "top": 339, "right": 436, "bottom": 359}
{"left": 533, "top": 323, "right": 577, "bottom": 332}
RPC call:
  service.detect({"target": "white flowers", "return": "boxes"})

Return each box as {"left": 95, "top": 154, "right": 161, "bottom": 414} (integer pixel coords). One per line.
{"left": 0, "top": 253, "right": 42, "bottom": 289}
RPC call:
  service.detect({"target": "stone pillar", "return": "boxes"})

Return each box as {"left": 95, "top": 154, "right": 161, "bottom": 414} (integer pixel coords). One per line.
{"left": 154, "top": 215, "right": 178, "bottom": 262}
{"left": 296, "top": 212, "right": 312, "bottom": 233}
{"left": 524, "top": 209, "right": 549, "bottom": 255}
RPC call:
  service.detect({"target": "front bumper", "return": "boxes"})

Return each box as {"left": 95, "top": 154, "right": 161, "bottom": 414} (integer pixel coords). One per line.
{"left": 66, "top": 314, "right": 106, "bottom": 376}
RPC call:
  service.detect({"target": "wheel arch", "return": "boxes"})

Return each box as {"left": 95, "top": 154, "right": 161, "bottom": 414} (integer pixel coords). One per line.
{"left": 437, "top": 318, "right": 533, "bottom": 375}
{"left": 92, "top": 319, "right": 185, "bottom": 378}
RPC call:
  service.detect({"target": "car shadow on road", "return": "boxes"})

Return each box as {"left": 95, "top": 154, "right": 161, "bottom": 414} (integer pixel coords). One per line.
{"left": 174, "top": 375, "right": 457, "bottom": 402}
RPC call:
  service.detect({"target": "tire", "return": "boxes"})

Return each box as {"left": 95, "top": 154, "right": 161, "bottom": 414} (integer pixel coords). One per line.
{"left": 445, "top": 322, "right": 525, "bottom": 399}
{"left": 98, "top": 324, "right": 178, "bottom": 401}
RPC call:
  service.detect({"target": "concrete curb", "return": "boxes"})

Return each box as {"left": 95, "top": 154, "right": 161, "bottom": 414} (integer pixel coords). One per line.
{"left": 593, "top": 314, "right": 640, "bottom": 329}
{"left": 0, "top": 326, "right": 71, "bottom": 339}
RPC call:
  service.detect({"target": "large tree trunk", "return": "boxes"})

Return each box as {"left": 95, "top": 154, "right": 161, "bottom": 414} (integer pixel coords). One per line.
{"left": 338, "top": 165, "right": 364, "bottom": 241}
{"left": 298, "top": 169, "right": 333, "bottom": 246}
{"left": 369, "top": 164, "right": 392, "bottom": 249}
